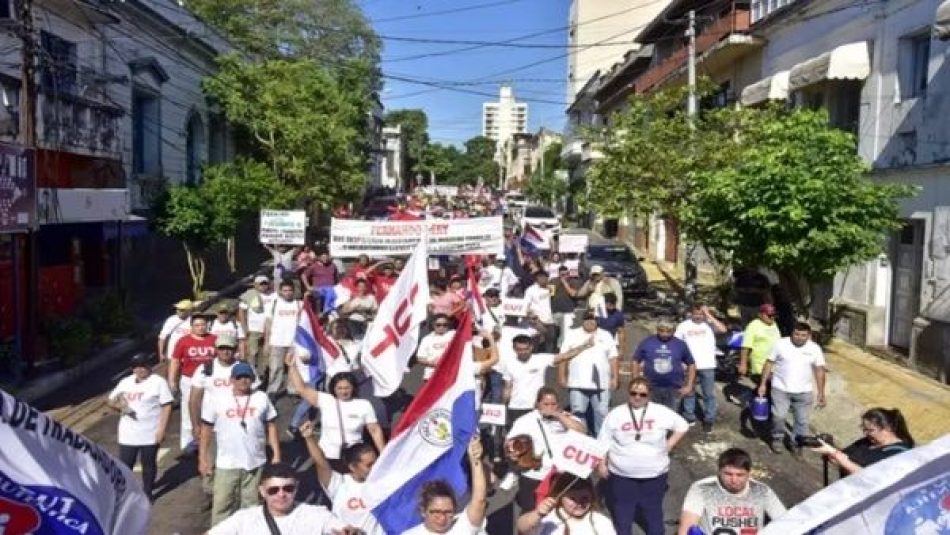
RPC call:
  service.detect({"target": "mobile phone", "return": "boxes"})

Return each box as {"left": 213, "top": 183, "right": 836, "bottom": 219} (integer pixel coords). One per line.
{"left": 800, "top": 436, "right": 823, "bottom": 448}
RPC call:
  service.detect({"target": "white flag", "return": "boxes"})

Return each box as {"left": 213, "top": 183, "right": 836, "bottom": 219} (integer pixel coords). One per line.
{"left": 0, "top": 389, "right": 151, "bottom": 535}
{"left": 361, "top": 239, "right": 430, "bottom": 396}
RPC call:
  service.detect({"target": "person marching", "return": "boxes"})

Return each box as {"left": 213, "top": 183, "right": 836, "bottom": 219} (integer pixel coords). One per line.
{"left": 210, "top": 303, "right": 248, "bottom": 358}
{"left": 403, "top": 437, "right": 488, "bottom": 534}
{"left": 597, "top": 377, "right": 689, "bottom": 535}
{"left": 516, "top": 473, "right": 616, "bottom": 535}
{"left": 263, "top": 281, "right": 303, "bottom": 398}
{"left": 189, "top": 334, "right": 260, "bottom": 443}
{"left": 168, "top": 315, "right": 217, "bottom": 453}
{"left": 108, "top": 353, "right": 174, "bottom": 501}
{"left": 157, "top": 299, "right": 194, "bottom": 362}
{"left": 238, "top": 275, "right": 277, "bottom": 381}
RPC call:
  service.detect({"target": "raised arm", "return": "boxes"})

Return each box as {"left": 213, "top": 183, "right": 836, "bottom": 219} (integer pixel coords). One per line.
{"left": 552, "top": 336, "right": 594, "bottom": 365}
{"left": 284, "top": 352, "right": 320, "bottom": 406}
{"left": 299, "top": 421, "right": 333, "bottom": 488}
{"left": 465, "top": 437, "right": 488, "bottom": 528}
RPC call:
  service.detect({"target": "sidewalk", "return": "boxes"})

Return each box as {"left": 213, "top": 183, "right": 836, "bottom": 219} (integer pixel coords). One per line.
{"left": 644, "top": 256, "right": 950, "bottom": 444}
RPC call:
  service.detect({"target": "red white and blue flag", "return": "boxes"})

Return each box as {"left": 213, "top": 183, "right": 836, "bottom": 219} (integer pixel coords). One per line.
{"left": 294, "top": 301, "right": 341, "bottom": 383}
{"left": 520, "top": 223, "right": 549, "bottom": 255}
{"left": 465, "top": 259, "right": 486, "bottom": 326}
{"left": 364, "top": 310, "right": 478, "bottom": 534}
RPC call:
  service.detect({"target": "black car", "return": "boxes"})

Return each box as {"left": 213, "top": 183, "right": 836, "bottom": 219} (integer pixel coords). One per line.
{"left": 585, "top": 243, "right": 651, "bottom": 297}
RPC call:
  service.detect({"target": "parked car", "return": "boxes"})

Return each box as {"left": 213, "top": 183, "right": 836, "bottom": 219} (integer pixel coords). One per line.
{"left": 520, "top": 205, "right": 561, "bottom": 237}
{"left": 504, "top": 192, "right": 528, "bottom": 220}
{"left": 584, "top": 242, "right": 650, "bottom": 298}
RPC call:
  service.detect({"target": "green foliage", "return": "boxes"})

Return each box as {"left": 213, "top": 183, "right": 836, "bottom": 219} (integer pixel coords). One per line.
{"left": 524, "top": 141, "right": 566, "bottom": 205}
{"left": 419, "top": 143, "right": 458, "bottom": 183}
{"left": 203, "top": 56, "right": 370, "bottom": 209}
{"left": 79, "top": 290, "right": 135, "bottom": 337}
{"left": 385, "top": 109, "right": 429, "bottom": 174}
{"left": 45, "top": 317, "right": 93, "bottom": 367}
{"left": 683, "top": 106, "right": 916, "bottom": 283}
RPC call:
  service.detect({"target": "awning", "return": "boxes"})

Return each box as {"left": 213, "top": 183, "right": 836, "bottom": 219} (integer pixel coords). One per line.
{"left": 937, "top": 0, "right": 950, "bottom": 40}
{"left": 788, "top": 42, "right": 870, "bottom": 91}
{"left": 740, "top": 70, "right": 790, "bottom": 106}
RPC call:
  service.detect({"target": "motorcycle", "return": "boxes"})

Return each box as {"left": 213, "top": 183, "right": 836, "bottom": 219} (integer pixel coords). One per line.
{"left": 714, "top": 324, "right": 743, "bottom": 383}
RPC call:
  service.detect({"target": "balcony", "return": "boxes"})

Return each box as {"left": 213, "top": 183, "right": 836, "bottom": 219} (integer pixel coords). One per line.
{"left": 635, "top": 7, "right": 754, "bottom": 94}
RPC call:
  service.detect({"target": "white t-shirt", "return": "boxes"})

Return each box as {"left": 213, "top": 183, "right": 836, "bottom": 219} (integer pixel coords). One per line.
{"left": 201, "top": 390, "right": 277, "bottom": 470}
{"left": 767, "top": 338, "right": 826, "bottom": 393}
{"left": 266, "top": 298, "right": 302, "bottom": 347}
{"left": 209, "top": 503, "right": 347, "bottom": 535}
{"left": 524, "top": 284, "right": 554, "bottom": 324}
{"left": 210, "top": 319, "right": 247, "bottom": 341}
{"left": 674, "top": 320, "right": 717, "bottom": 370}
{"left": 347, "top": 294, "right": 378, "bottom": 323}
{"left": 108, "top": 374, "right": 173, "bottom": 446}
{"left": 507, "top": 410, "right": 581, "bottom": 480}
{"left": 417, "top": 330, "right": 455, "bottom": 380}
{"left": 500, "top": 353, "right": 555, "bottom": 410}
{"left": 479, "top": 265, "right": 502, "bottom": 293}
{"left": 529, "top": 510, "right": 616, "bottom": 535}
{"left": 316, "top": 391, "right": 378, "bottom": 460}
{"left": 324, "top": 339, "right": 362, "bottom": 381}
{"left": 598, "top": 402, "right": 688, "bottom": 479}
{"left": 480, "top": 305, "right": 504, "bottom": 333}
{"left": 240, "top": 290, "right": 277, "bottom": 333}
{"left": 158, "top": 314, "right": 191, "bottom": 356}
{"left": 401, "top": 510, "right": 481, "bottom": 535}
{"left": 546, "top": 262, "right": 565, "bottom": 279}
{"left": 501, "top": 267, "right": 520, "bottom": 297}
{"left": 323, "top": 472, "right": 383, "bottom": 534}
{"left": 192, "top": 359, "right": 261, "bottom": 405}
{"left": 560, "top": 327, "right": 618, "bottom": 390}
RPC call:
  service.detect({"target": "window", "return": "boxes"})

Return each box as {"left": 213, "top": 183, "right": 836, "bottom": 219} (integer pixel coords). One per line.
{"left": 132, "top": 90, "right": 160, "bottom": 175}
{"left": 208, "top": 114, "right": 227, "bottom": 165}
{"left": 185, "top": 113, "right": 205, "bottom": 184}
{"left": 828, "top": 81, "right": 862, "bottom": 135}
{"left": 751, "top": 0, "right": 796, "bottom": 23}
{"left": 40, "top": 31, "right": 77, "bottom": 95}
{"left": 0, "top": 0, "right": 12, "bottom": 19}
{"left": 899, "top": 32, "right": 931, "bottom": 99}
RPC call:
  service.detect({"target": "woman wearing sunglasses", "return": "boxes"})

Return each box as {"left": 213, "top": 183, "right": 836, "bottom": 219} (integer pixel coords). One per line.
{"left": 597, "top": 377, "right": 689, "bottom": 535}
{"left": 516, "top": 473, "right": 615, "bottom": 534}
{"left": 810, "top": 407, "right": 915, "bottom": 476}
{"left": 403, "top": 436, "right": 487, "bottom": 534}
{"left": 207, "top": 462, "right": 361, "bottom": 535}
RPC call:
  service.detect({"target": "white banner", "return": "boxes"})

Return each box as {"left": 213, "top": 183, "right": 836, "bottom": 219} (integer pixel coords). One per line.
{"left": 479, "top": 403, "right": 507, "bottom": 426}
{"left": 763, "top": 434, "right": 950, "bottom": 534}
{"left": 330, "top": 217, "right": 504, "bottom": 257}
{"left": 260, "top": 209, "right": 306, "bottom": 245}
{"left": 552, "top": 429, "right": 609, "bottom": 479}
{"left": 0, "top": 389, "right": 150, "bottom": 534}
{"left": 360, "top": 240, "right": 430, "bottom": 396}
{"left": 500, "top": 297, "right": 528, "bottom": 317}
{"left": 558, "top": 234, "right": 589, "bottom": 254}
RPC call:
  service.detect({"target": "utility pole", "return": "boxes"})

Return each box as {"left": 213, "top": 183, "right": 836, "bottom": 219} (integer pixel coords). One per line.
{"left": 684, "top": 8, "right": 699, "bottom": 306}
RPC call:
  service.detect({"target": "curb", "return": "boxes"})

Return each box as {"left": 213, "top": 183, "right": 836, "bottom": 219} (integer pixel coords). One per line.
{"left": 16, "top": 267, "right": 267, "bottom": 404}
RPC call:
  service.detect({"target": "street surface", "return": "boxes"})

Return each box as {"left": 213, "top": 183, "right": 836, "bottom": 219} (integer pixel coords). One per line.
{"left": 36, "top": 231, "right": 830, "bottom": 535}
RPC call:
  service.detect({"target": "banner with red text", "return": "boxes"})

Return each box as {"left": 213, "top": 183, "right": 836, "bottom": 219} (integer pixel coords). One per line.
{"left": 552, "top": 429, "right": 609, "bottom": 479}
{"left": 330, "top": 217, "right": 504, "bottom": 257}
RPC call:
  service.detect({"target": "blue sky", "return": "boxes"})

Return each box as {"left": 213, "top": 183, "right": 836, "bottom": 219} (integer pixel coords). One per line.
{"left": 358, "top": 0, "right": 571, "bottom": 146}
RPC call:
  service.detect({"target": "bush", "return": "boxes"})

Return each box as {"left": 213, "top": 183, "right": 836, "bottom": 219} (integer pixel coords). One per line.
{"left": 45, "top": 317, "right": 93, "bottom": 367}
{"left": 80, "top": 290, "right": 135, "bottom": 336}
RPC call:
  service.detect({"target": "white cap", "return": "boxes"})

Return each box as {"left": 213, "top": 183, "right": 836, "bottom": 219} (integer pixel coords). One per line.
{"left": 590, "top": 265, "right": 604, "bottom": 274}
{"left": 253, "top": 275, "right": 269, "bottom": 284}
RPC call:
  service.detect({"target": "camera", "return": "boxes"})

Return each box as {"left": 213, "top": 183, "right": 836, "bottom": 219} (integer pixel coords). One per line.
{"left": 800, "top": 433, "right": 834, "bottom": 448}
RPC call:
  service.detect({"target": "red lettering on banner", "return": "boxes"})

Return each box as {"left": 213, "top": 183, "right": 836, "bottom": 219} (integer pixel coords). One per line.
{"left": 225, "top": 407, "right": 258, "bottom": 418}
{"left": 562, "top": 445, "right": 603, "bottom": 468}
{"left": 369, "top": 284, "right": 420, "bottom": 358}
{"left": 124, "top": 392, "right": 144, "bottom": 402}
{"left": 346, "top": 497, "right": 367, "bottom": 510}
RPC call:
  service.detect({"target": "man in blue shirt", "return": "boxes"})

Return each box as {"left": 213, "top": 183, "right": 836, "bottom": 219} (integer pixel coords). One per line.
{"left": 632, "top": 318, "right": 697, "bottom": 413}
{"left": 597, "top": 292, "right": 626, "bottom": 353}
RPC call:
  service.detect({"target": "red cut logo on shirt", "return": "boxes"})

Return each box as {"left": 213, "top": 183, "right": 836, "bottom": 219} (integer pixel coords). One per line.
{"left": 0, "top": 496, "right": 42, "bottom": 535}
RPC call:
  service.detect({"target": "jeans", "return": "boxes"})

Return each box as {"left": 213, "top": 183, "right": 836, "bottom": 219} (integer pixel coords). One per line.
{"left": 606, "top": 472, "right": 668, "bottom": 535}
{"left": 210, "top": 466, "right": 262, "bottom": 527}
{"left": 483, "top": 370, "right": 505, "bottom": 404}
{"left": 682, "top": 369, "right": 718, "bottom": 424}
{"left": 770, "top": 388, "right": 813, "bottom": 441}
{"left": 651, "top": 386, "right": 682, "bottom": 412}
{"left": 267, "top": 346, "right": 291, "bottom": 395}
{"left": 568, "top": 388, "right": 609, "bottom": 435}
{"left": 118, "top": 444, "right": 159, "bottom": 499}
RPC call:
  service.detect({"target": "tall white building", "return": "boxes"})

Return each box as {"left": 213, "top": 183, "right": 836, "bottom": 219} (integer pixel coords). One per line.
{"left": 482, "top": 85, "right": 528, "bottom": 144}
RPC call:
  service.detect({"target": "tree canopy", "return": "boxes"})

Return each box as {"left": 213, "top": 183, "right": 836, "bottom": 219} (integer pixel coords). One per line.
{"left": 384, "top": 109, "right": 429, "bottom": 175}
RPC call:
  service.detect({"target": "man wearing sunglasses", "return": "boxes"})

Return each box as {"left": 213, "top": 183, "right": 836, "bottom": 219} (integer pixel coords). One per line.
{"left": 200, "top": 362, "right": 281, "bottom": 527}
{"left": 207, "top": 462, "right": 361, "bottom": 535}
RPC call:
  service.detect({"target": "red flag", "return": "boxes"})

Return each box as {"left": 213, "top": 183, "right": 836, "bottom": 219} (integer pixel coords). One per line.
{"left": 534, "top": 467, "right": 559, "bottom": 504}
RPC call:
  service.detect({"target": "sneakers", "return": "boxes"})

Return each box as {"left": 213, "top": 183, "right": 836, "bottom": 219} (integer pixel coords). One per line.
{"left": 686, "top": 420, "right": 698, "bottom": 428}
{"left": 498, "top": 472, "right": 518, "bottom": 491}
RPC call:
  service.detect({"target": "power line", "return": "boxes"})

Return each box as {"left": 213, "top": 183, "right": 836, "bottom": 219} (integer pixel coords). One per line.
{"left": 369, "top": 0, "right": 529, "bottom": 24}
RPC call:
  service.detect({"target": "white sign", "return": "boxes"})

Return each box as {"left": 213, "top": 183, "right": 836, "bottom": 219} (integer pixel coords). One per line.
{"left": 330, "top": 217, "right": 504, "bottom": 257}
{"left": 564, "top": 259, "right": 581, "bottom": 277}
{"left": 763, "top": 434, "right": 950, "bottom": 534}
{"left": 260, "top": 209, "right": 306, "bottom": 245}
{"left": 500, "top": 297, "right": 528, "bottom": 317}
{"left": 552, "top": 429, "right": 609, "bottom": 479}
{"left": 479, "top": 403, "right": 507, "bottom": 426}
{"left": 0, "top": 388, "right": 151, "bottom": 534}
{"left": 558, "top": 234, "right": 589, "bottom": 254}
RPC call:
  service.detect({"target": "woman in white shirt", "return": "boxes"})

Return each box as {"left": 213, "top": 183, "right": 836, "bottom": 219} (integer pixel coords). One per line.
{"left": 597, "top": 377, "right": 689, "bottom": 535}
{"left": 286, "top": 362, "right": 386, "bottom": 471}
{"left": 403, "top": 437, "right": 487, "bottom": 535}
{"left": 342, "top": 278, "right": 378, "bottom": 340}
{"left": 516, "top": 473, "right": 615, "bottom": 535}
{"left": 107, "top": 353, "right": 173, "bottom": 501}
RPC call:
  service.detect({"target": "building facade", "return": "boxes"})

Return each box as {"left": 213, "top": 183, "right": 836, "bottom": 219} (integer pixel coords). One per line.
{"left": 379, "top": 125, "right": 405, "bottom": 191}
{"left": 482, "top": 85, "right": 527, "bottom": 163}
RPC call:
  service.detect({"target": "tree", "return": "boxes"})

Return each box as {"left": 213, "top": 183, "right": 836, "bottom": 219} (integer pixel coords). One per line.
{"left": 385, "top": 109, "right": 430, "bottom": 176}
{"left": 456, "top": 136, "right": 498, "bottom": 185}
{"left": 683, "top": 106, "right": 916, "bottom": 315}
{"left": 203, "top": 56, "right": 371, "bottom": 210}
{"left": 418, "top": 143, "right": 458, "bottom": 184}
{"left": 524, "top": 141, "right": 566, "bottom": 207}
{"left": 157, "top": 159, "right": 294, "bottom": 297}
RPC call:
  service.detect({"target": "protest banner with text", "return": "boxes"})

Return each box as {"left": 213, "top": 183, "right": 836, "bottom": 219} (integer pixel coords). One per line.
{"left": 330, "top": 217, "right": 504, "bottom": 257}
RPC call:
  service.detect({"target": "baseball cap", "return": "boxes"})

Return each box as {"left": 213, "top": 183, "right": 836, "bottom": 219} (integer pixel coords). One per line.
{"left": 253, "top": 275, "right": 270, "bottom": 284}
{"left": 174, "top": 299, "right": 194, "bottom": 310}
{"left": 590, "top": 265, "right": 604, "bottom": 275}
{"left": 759, "top": 303, "right": 777, "bottom": 316}
{"left": 130, "top": 353, "right": 152, "bottom": 368}
{"left": 230, "top": 362, "right": 255, "bottom": 379}
{"left": 215, "top": 334, "right": 238, "bottom": 349}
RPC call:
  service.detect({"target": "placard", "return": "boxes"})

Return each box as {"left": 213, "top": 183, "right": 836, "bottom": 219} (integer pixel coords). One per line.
{"left": 500, "top": 297, "right": 528, "bottom": 317}
{"left": 260, "top": 209, "right": 306, "bottom": 245}
{"left": 330, "top": 217, "right": 503, "bottom": 257}
{"left": 552, "top": 429, "right": 609, "bottom": 479}
{"left": 479, "top": 403, "right": 507, "bottom": 426}
{"left": 558, "top": 234, "right": 589, "bottom": 254}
